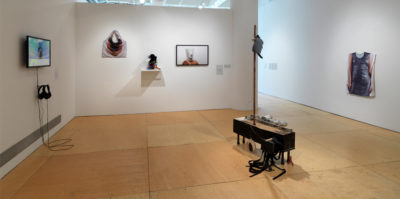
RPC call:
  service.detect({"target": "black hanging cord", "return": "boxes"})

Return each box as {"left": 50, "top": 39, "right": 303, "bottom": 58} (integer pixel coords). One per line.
{"left": 36, "top": 68, "right": 74, "bottom": 151}
{"left": 247, "top": 125, "right": 286, "bottom": 180}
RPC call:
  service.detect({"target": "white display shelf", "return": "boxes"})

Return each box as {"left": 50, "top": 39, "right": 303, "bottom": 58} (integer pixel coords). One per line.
{"left": 141, "top": 67, "right": 162, "bottom": 80}
{"left": 141, "top": 67, "right": 161, "bottom": 72}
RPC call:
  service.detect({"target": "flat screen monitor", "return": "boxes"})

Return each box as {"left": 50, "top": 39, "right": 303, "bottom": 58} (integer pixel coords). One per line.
{"left": 26, "top": 36, "right": 51, "bottom": 68}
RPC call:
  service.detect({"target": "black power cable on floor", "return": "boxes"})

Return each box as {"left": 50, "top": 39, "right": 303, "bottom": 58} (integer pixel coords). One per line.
{"left": 36, "top": 68, "right": 74, "bottom": 151}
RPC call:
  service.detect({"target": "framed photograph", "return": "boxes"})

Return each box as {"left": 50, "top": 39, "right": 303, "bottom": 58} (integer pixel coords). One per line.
{"left": 176, "top": 45, "right": 209, "bottom": 66}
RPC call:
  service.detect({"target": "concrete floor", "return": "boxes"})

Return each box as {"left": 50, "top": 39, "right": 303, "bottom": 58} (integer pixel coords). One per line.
{"left": 1, "top": 94, "right": 399, "bottom": 198}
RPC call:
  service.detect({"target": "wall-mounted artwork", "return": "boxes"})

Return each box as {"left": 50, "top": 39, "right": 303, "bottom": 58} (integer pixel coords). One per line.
{"left": 102, "top": 30, "right": 127, "bottom": 58}
{"left": 26, "top": 36, "right": 51, "bottom": 68}
{"left": 347, "top": 52, "right": 376, "bottom": 97}
{"left": 176, "top": 45, "right": 209, "bottom": 66}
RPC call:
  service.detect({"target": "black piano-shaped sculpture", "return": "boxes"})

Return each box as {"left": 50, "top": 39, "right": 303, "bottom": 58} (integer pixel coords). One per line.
{"left": 233, "top": 117, "right": 295, "bottom": 180}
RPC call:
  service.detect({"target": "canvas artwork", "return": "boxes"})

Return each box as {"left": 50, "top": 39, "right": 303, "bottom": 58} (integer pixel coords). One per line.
{"left": 347, "top": 52, "right": 376, "bottom": 97}
{"left": 176, "top": 45, "right": 209, "bottom": 66}
{"left": 102, "top": 30, "right": 127, "bottom": 58}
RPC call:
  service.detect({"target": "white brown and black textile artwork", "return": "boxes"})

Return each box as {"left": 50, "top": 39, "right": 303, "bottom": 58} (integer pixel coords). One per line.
{"left": 102, "top": 30, "right": 127, "bottom": 58}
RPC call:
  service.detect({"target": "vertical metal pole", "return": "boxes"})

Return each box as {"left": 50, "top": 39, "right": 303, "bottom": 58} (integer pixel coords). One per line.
{"left": 253, "top": 25, "right": 257, "bottom": 126}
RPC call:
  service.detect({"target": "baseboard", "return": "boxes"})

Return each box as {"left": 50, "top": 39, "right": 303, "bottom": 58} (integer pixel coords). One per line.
{"left": 0, "top": 115, "right": 61, "bottom": 168}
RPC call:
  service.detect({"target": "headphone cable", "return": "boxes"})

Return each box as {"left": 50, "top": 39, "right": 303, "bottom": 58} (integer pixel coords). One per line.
{"left": 36, "top": 68, "right": 74, "bottom": 151}
{"left": 45, "top": 99, "right": 74, "bottom": 151}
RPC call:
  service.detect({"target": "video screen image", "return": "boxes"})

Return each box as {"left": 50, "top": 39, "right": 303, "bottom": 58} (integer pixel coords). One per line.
{"left": 28, "top": 37, "right": 50, "bottom": 67}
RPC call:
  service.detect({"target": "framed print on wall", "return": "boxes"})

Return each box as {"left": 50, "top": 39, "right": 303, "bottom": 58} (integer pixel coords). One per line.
{"left": 176, "top": 45, "right": 209, "bottom": 66}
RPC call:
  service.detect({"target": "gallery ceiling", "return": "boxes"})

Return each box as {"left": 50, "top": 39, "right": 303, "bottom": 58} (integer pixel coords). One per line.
{"left": 85, "top": 0, "right": 231, "bottom": 9}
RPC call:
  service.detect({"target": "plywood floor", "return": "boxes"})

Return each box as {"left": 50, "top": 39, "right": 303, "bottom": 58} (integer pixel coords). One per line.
{"left": 1, "top": 94, "right": 400, "bottom": 199}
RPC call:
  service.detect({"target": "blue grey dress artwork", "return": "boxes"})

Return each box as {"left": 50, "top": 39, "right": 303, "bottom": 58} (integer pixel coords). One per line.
{"left": 347, "top": 52, "right": 375, "bottom": 97}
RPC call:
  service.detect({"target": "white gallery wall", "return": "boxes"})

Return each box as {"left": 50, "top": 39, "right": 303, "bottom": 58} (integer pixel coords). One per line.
{"left": 0, "top": 0, "right": 76, "bottom": 178}
{"left": 231, "top": 0, "right": 258, "bottom": 110}
{"left": 258, "top": 0, "right": 400, "bottom": 132}
{"left": 0, "top": 0, "right": 5, "bottom": 157}
{"left": 75, "top": 3, "right": 235, "bottom": 116}
{"left": 0, "top": 1, "right": 258, "bottom": 179}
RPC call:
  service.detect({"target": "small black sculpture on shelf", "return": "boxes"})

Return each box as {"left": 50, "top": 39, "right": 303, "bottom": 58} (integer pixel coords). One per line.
{"left": 148, "top": 54, "right": 160, "bottom": 70}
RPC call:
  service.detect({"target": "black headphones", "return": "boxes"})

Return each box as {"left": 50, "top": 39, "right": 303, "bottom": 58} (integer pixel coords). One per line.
{"left": 38, "top": 84, "right": 52, "bottom": 100}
